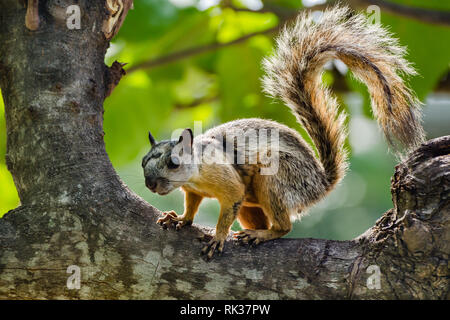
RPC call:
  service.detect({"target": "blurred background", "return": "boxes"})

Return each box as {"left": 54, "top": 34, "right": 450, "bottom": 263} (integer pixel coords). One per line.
{"left": 0, "top": 0, "right": 449, "bottom": 240}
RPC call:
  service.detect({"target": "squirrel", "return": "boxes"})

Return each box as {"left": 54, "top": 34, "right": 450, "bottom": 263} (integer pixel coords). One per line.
{"left": 142, "top": 6, "right": 425, "bottom": 260}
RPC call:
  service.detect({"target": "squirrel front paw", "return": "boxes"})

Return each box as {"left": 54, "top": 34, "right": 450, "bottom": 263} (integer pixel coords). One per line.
{"left": 156, "top": 211, "right": 192, "bottom": 230}
{"left": 201, "top": 236, "right": 225, "bottom": 260}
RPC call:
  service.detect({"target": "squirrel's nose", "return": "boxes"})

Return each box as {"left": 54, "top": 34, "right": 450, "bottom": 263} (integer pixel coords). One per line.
{"left": 145, "top": 177, "right": 157, "bottom": 190}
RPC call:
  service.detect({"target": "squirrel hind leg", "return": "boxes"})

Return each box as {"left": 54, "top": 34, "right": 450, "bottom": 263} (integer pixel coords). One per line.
{"left": 237, "top": 206, "right": 270, "bottom": 230}
{"left": 235, "top": 206, "right": 292, "bottom": 245}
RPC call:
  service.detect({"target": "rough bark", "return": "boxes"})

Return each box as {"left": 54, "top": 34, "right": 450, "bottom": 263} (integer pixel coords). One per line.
{"left": 0, "top": 1, "right": 448, "bottom": 299}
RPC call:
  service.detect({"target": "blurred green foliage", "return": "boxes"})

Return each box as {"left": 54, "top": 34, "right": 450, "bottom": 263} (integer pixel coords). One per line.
{"left": 1, "top": 0, "right": 449, "bottom": 240}
{"left": 0, "top": 94, "right": 20, "bottom": 214}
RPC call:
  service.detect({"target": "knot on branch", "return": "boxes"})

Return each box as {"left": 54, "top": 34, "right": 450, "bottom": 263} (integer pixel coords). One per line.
{"left": 401, "top": 216, "right": 433, "bottom": 254}
{"left": 105, "top": 61, "right": 127, "bottom": 98}
{"left": 25, "top": 0, "right": 40, "bottom": 31}
{"left": 392, "top": 135, "right": 449, "bottom": 220}
{"left": 103, "top": 0, "right": 134, "bottom": 40}
{"left": 368, "top": 136, "right": 449, "bottom": 256}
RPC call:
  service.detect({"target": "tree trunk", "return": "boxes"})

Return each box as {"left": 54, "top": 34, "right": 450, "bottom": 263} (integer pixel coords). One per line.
{"left": 0, "top": 0, "right": 448, "bottom": 300}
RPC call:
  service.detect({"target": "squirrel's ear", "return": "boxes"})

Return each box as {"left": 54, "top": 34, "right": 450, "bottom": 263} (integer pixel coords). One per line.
{"left": 148, "top": 131, "right": 156, "bottom": 147}
{"left": 178, "top": 128, "right": 193, "bottom": 151}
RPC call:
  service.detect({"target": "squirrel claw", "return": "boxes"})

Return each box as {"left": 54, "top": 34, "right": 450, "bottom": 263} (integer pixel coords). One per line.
{"left": 156, "top": 211, "right": 191, "bottom": 230}
{"left": 156, "top": 210, "right": 177, "bottom": 226}
{"left": 197, "top": 233, "right": 213, "bottom": 242}
{"left": 175, "top": 220, "right": 192, "bottom": 230}
{"left": 201, "top": 237, "right": 225, "bottom": 260}
{"left": 234, "top": 230, "right": 263, "bottom": 246}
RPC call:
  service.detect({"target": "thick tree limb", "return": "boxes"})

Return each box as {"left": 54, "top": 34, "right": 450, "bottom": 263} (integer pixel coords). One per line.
{"left": 0, "top": 0, "right": 448, "bottom": 299}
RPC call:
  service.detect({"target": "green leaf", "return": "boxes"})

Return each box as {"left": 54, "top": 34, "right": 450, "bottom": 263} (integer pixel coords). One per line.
{"left": 0, "top": 91, "right": 19, "bottom": 216}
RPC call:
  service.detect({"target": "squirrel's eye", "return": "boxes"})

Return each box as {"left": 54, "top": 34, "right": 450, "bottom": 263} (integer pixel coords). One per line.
{"left": 168, "top": 155, "right": 180, "bottom": 169}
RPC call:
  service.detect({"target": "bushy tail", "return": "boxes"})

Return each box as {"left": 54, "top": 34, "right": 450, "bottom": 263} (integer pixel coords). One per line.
{"left": 262, "top": 5, "right": 425, "bottom": 189}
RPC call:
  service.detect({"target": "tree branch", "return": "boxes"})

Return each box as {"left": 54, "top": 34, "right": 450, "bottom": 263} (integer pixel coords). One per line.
{"left": 0, "top": 131, "right": 448, "bottom": 298}
{"left": 126, "top": 2, "right": 332, "bottom": 74}
{"left": 350, "top": 0, "right": 450, "bottom": 27}
{"left": 227, "top": 0, "right": 450, "bottom": 27}
{"left": 127, "top": 0, "right": 449, "bottom": 74}
{"left": 221, "top": 2, "right": 314, "bottom": 20}
{"left": 126, "top": 25, "right": 281, "bottom": 74}
{"left": 174, "top": 95, "right": 219, "bottom": 110}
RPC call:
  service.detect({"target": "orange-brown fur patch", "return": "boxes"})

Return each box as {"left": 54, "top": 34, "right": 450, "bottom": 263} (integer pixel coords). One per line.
{"left": 237, "top": 206, "right": 270, "bottom": 230}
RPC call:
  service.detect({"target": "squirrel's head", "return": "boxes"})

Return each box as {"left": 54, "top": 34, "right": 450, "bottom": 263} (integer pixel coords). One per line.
{"left": 142, "top": 128, "right": 196, "bottom": 195}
